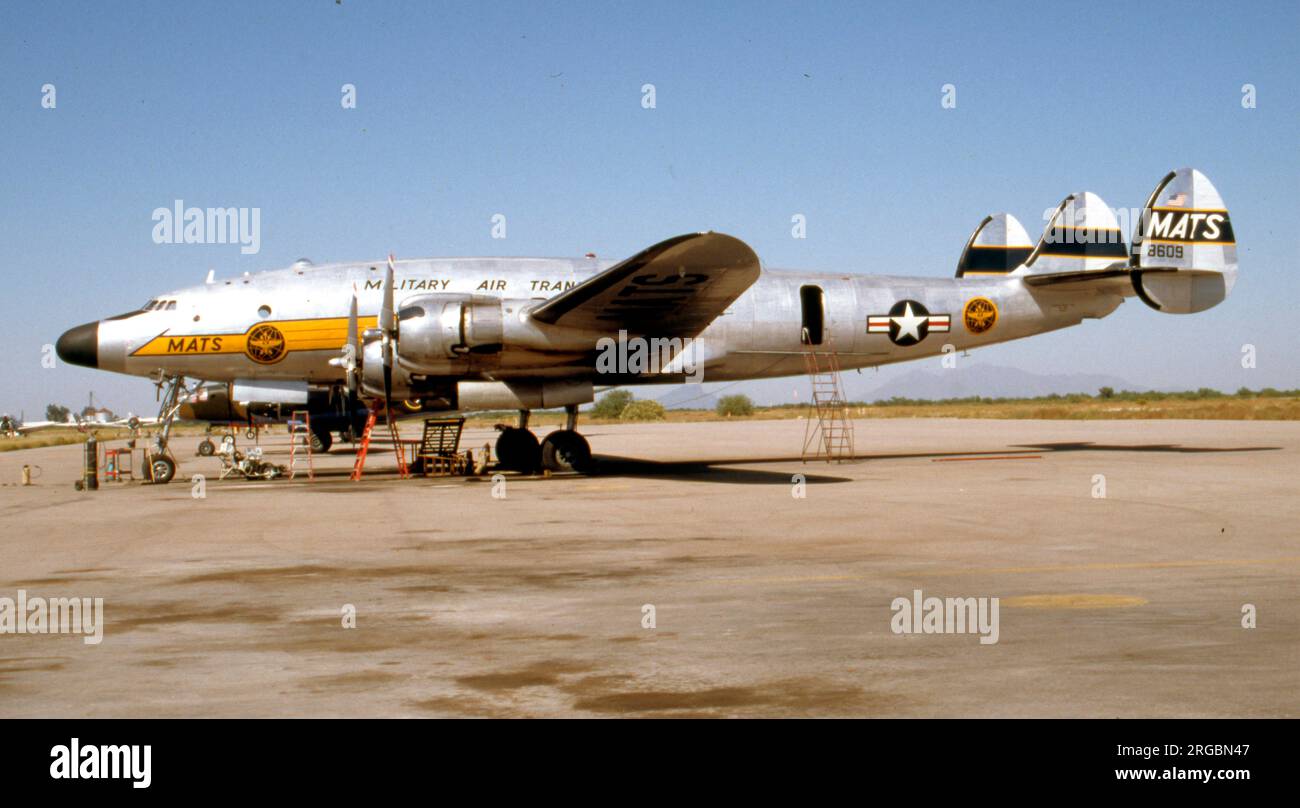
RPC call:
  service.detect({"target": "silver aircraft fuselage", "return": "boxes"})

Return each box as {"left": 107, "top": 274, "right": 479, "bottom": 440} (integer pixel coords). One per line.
{"left": 62, "top": 256, "right": 1123, "bottom": 387}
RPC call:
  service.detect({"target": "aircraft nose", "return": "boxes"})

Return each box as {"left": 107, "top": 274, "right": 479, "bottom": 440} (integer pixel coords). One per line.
{"left": 56, "top": 321, "right": 99, "bottom": 369}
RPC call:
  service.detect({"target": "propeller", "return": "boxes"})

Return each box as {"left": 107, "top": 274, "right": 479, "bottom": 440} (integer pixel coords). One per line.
{"left": 328, "top": 292, "right": 361, "bottom": 416}
{"left": 379, "top": 254, "right": 398, "bottom": 413}
{"left": 331, "top": 257, "right": 398, "bottom": 435}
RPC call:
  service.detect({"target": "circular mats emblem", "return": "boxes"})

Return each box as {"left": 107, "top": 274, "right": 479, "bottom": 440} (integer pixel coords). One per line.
{"left": 963, "top": 297, "right": 998, "bottom": 334}
{"left": 245, "top": 323, "right": 287, "bottom": 364}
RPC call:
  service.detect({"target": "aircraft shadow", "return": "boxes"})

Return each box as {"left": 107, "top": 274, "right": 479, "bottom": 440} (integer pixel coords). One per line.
{"left": 241, "top": 440, "right": 1277, "bottom": 488}
{"left": 590, "top": 440, "right": 1280, "bottom": 484}
{"left": 589, "top": 455, "right": 853, "bottom": 485}
{"left": 1011, "top": 442, "right": 1280, "bottom": 454}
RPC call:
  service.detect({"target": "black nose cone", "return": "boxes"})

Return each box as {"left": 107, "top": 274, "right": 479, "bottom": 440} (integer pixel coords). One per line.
{"left": 56, "top": 321, "right": 99, "bottom": 368}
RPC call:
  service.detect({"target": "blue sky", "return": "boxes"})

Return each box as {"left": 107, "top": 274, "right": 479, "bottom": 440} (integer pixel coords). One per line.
{"left": 2, "top": 0, "right": 1296, "bottom": 416}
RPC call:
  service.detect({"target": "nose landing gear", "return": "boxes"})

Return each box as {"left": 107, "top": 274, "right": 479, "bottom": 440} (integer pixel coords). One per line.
{"left": 148, "top": 454, "right": 177, "bottom": 485}
{"left": 143, "top": 373, "right": 191, "bottom": 484}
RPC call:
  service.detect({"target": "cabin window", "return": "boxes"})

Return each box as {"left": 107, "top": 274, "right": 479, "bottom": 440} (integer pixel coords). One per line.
{"left": 257, "top": 305, "right": 272, "bottom": 318}
{"left": 800, "top": 285, "right": 824, "bottom": 346}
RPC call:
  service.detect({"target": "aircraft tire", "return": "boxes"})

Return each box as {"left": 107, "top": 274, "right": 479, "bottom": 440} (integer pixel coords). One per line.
{"left": 541, "top": 430, "right": 592, "bottom": 473}
{"left": 495, "top": 427, "right": 540, "bottom": 474}
{"left": 310, "top": 429, "right": 332, "bottom": 454}
{"left": 197, "top": 439, "right": 216, "bottom": 457}
{"left": 148, "top": 454, "right": 176, "bottom": 484}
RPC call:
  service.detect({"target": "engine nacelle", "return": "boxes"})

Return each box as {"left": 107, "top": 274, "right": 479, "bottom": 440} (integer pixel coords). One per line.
{"left": 394, "top": 294, "right": 504, "bottom": 374}
{"left": 358, "top": 339, "right": 459, "bottom": 403}
{"left": 456, "top": 380, "right": 593, "bottom": 411}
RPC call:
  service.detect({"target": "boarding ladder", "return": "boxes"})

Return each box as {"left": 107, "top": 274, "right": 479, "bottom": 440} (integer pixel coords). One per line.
{"left": 350, "top": 405, "right": 409, "bottom": 481}
{"left": 801, "top": 333, "right": 856, "bottom": 463}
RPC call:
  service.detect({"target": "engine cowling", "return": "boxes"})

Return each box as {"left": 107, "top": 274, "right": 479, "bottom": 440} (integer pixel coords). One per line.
{"left": 357, "top": 295, "right": 504, "bottom": 400}
{"left": 395, "top": 294, "right": 503, "bottom": 373}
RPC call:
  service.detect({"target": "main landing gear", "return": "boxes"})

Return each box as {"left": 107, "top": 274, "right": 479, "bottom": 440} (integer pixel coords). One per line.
{"left": 494, "top": 405, "right": 593, "bottom": 474}
{"left": 309, "top": 428, "right": 333, "bottom": 454}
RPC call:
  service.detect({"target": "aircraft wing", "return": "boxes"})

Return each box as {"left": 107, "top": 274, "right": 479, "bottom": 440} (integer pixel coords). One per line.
{"left": 529, "top": 232, "right": 760, "bottom": 337}
{"left": 13, "top": 420, "right": 81, "bottom": 435}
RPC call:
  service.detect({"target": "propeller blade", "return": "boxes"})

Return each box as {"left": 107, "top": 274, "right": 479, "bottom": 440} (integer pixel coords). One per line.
{"left": 347, "top": 293, "right": 360, "bottom": 357}
{"left": 380, "top": 254, "right": 396, "bottom": 335}
{"left": 329, "top": 293, "right": 363, "bottom": 406}
{"left": 380, "top": 255, "right": 397, "bottom": 412}
{"left": 345, "top": 293, "right": 360, "bottom": 408}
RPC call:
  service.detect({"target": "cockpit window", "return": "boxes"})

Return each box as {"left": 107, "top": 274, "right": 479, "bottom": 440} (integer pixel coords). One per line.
{"left": 166, "top": 300, "right": 177, "bottom": 310}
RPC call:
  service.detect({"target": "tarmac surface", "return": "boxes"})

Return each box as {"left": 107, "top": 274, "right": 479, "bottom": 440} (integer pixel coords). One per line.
{"left": 0, "top": 418, "right": 1296, "bottom": 717}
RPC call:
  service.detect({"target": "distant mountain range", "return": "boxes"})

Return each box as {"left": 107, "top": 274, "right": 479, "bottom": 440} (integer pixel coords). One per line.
{"left": 624, "top": 363, "right": 1146, "bottom": 409}
{"left": 849, "top": 363, "right": 1144, "bottom": 403}
{"left": 651, "top": 385, "right": 721, "bottom": 410}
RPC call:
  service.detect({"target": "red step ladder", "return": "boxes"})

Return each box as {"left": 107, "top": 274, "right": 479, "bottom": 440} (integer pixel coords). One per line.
{"left": 350, "top": 406, "right": 409, "bottom": 481}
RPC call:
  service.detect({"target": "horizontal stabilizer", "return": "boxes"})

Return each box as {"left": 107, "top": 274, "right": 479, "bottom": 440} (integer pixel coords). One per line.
{"left": 1021, "top": 268, "right": 1131, "bottom": 288}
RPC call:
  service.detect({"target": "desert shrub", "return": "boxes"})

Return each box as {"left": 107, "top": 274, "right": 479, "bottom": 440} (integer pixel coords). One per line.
{"left": 715, "top": 394, "right": 754, "bottom": 417}
{"left": 620, "top": 400, "right": 666, "bottom": 421}
{"left": 591, "top": 389, "right": 634, "bottom": 419}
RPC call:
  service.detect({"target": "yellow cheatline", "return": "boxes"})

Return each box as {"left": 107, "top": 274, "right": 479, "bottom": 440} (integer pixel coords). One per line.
{"left": 1000, "top": 594, "right": 1147, "bottom": 609}
{"left": 131, "top": 315, "right": 378, "bottom": 358}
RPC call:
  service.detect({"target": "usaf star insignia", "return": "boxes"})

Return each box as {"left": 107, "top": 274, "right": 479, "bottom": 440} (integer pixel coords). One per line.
{"left": 867, "top": 300, "right": 950, "bottom": 346}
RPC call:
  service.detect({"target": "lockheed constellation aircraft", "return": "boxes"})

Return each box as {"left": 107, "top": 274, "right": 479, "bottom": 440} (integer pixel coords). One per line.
{"left": 56, "top": 168, "right": 1235, "bottom": 483}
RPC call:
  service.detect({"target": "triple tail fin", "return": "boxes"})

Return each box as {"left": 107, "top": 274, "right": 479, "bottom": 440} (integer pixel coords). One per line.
{"left": 1017, "top": 191, "right": 1129, "bottom": 284}
{"left": 955, "top": 213, "right": 1033, "bottom": 278}
{"left": 1128, "top": 168, "right": 1237, "bottom": 313}
{"left": 1008, "top": 169, "right": 1236, "bottom": 314}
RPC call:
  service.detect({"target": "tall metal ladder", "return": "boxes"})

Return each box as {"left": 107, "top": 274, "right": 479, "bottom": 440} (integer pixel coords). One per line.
{"left": 350, "top": 406, "right": 409, "bottom": 481}
{"left": 801, "top": 335, "right": 856, "bottom": 463}
{"left": 288, "top": 409, "right": 314, "bottom": 480}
